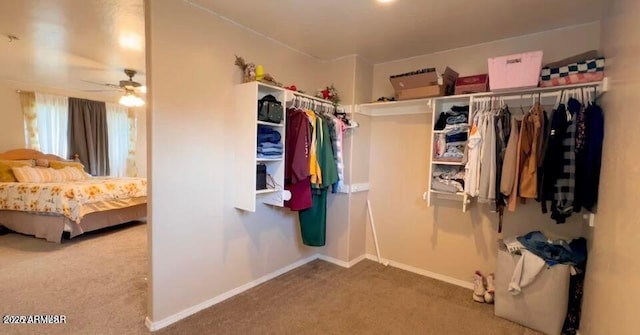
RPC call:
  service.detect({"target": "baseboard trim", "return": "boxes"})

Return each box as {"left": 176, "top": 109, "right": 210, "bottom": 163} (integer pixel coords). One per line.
{"left": 317, "top": 253, "right": 366, "bottom": 268}
{"left": 364, "top": 254, "right": 474, "bottom": 290}
{"left": 145, "top": 254, "right": 319, "bottom": 331}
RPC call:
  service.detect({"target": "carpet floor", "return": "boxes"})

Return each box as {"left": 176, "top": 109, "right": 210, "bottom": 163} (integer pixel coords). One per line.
{"left": 0, "top": 221, "right": 149, "bottom": 335}
{"left": 155, "top": 260, "right": 542, "bottom": 335}
{"left": 1, "top": 223, "right": 540, "bottom": 335}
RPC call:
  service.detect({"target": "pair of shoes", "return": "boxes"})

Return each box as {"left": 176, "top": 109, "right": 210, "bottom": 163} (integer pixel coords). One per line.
{"left": 472, "top": 271, "right": 495, "bottom": 304}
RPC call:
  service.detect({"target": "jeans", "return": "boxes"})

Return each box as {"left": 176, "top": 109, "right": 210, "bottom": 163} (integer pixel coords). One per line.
{"left": 517, "top": 231, "right": 587, "bottom": 266}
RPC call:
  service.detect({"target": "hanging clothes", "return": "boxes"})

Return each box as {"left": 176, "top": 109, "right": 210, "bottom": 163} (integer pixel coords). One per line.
{"left": 574, "top": 103, "right": 604, "bottom": 212}
{"left": 519, "top": 103, "right": 544, "bottom": 199}
{"left": 465, "top": 112, "right": 482, "bottom": 197}
{"left": 540, "top": 98, "right": 581, "bottom": 224}
{"left": 507, "top": 119, "right": 524, "bottom": 212}
{"left": 304, "top": 110, "right": 321, "bottom": 185}
{"left": 501, "top": 117, "right": 519, "bottom": 196}
{"left": 494, "top": 106, "right": 511, "bottom": 231}
{"left": 298, "top": 112, "right": 339, "bottom": 247}
{"left": 320, "top": 114, "right": 346, "bottom": 193}
{"left": 478, "top": 108, "right": 497, "bottom": 205}
{"left": 284, "top": 108, "right": 312, "bottom": 211}
{"left": 551, "top": 98, "right": 580, "bottom": 223}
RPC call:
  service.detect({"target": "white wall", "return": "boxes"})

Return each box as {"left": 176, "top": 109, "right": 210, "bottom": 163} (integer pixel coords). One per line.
{"left": 580, "top": 1, "right": 640, "bottom": 334}
{"left": 372, "top": 22, "right": 602, "bottom": 100}
{"left": 146, "top": 0, "right": 339, "bottom": 323}
{"left": 0, "top": 80, "right": 25, "bottom": 152}
{"left": 365, "top": 23, "right": 600, "bottom": 283}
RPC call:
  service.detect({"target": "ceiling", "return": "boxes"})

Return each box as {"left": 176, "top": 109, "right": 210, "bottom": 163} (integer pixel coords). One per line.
{"left": 0, "top": 0, "right": 145, "bottom": 97}
{"left": 0, "top": 0, "right": 605, "bottom": 95}
{"left": 190, "top": 0, "right": 606, "bottom": 63}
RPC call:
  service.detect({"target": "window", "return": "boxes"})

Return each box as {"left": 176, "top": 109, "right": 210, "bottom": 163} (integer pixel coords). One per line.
{"left": 106, "top": 103, "right": 132, "bottom": 177}
{"left": 33, "top": 93, "right": 69, "bottom": 159}
{"left": 24, "top": 94, "right": 137, "bottom": 177}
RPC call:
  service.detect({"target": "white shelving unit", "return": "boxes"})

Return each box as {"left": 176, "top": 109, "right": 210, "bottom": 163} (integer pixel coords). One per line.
{"left": 233, "top": 81, "right": 290, "bottom": 212}
{"left": 357, "top": 80, "right": 606, "bottom": 212}
{"left": 233, "top": 81, "right": 343, "bottom": 212}
{"left": 427, "top": 95, "right": 472, "bottom": 212}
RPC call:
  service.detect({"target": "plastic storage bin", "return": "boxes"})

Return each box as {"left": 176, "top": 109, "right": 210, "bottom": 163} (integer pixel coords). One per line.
{"left": 540, "top": 57, "right": 605, "bottom": 87}
{"left": 494, "top": 249, "right": 570, "bottom": 335}
{"left": 488, "top": 51, "right": 543, "bottom": 91}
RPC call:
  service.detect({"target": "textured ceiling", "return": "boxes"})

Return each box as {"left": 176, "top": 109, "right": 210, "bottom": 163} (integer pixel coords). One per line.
{"left": 0, "top": 0, "right": 145, "bottom": 97}
{"left": 0, "top": 0, "right": 606, "bottom": 95}
{"left": 189, "top": 0, "right": 606, "bottom": 63}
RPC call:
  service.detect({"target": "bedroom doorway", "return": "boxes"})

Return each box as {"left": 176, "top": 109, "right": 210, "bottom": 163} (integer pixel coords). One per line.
{"left": 0, "top": 1, "right": 150, "bottom": 334}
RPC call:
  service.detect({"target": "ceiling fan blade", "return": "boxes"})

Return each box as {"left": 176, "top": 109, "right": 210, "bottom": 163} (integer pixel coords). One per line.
{"left": 81, "top": 89, "right": 121, "bottom": 92}
{"left": 82, "top": 80, "right": 122, "bottom": 89}
{"left": 135, "top": 86, "right": 147, "bottom": 94}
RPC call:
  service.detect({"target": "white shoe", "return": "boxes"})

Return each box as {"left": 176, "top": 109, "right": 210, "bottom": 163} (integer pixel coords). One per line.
{"left": 484, "top": 273, "right": 495, "bottom": 304}
{"left": 473, "top": 271, "right": 486, "bottom": 303}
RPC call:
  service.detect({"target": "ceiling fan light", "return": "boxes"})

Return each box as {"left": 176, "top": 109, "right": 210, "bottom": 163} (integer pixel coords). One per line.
{"left": 119, "top": 92, "right": 145, "bottom": 107}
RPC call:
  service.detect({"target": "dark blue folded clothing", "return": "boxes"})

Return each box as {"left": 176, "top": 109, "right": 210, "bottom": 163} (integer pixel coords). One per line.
{"left": 257, "top": 125, "right": 282, "bottom": 144}
{"left": 257, "top": 147, "right": 283, "bottom": 154}
{"left": 257, "top": 134, "right": 281, "bottom": 144}
{"left": 259, "top": 142, "right": 283, "bottom": 149}
{"left": 446, "top": 132, "right": 468, "bottom": 143}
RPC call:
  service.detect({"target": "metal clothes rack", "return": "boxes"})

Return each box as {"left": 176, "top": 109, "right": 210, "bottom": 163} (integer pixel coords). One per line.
{"left": 288, "top": 92, "right": 357, "bottom": 128}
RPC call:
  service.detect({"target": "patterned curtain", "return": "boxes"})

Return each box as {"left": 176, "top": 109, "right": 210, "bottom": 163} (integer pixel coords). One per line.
{"left": 127, "top": 110, "right": 138, "bottom": 177}
{"left": 20, "top": 92, "right": 39, "bottom": 150}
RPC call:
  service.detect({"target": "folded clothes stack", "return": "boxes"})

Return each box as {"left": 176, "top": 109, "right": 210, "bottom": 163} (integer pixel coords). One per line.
{"left": 434, "top": 106, "right": 470, "bottom": 162}
{"left": 435, "top": 105, "right": 469, "bottom": 131}
{"left": 431, "top": 165, "right": 465, "bottom": 193}
{"left": 257, "top": 126, "right": 283, "bottom": 159}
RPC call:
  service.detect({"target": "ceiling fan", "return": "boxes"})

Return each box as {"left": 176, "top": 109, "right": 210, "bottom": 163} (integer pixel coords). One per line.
{"left": 84, "top": 69, "right": 146, "bottom": 93}
{"left": 83, "top": 69, "right": 147, "bottom": 107}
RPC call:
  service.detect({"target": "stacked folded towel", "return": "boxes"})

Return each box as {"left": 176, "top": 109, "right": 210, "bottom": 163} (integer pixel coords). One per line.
{"left": 257, "top": 125, "right": 283, "bottom": 159}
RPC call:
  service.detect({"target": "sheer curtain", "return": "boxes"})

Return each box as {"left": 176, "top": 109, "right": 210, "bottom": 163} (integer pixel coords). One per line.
{"left": 106, "top": 103, "right": 130, "bottom": 177}
{"left": 34, "top": 93, "right": 69, "bottom": 158}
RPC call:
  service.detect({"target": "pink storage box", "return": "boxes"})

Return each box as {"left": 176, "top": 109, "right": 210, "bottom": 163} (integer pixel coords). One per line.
{"left": 488, "top": 51, "right": 543, "bottom": 91}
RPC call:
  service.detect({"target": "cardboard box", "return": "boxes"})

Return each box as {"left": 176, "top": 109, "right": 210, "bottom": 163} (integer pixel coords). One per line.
{"left": 396, "top": 85, "right": 445, "bottom": 100}
{"left": 390, "top": 67, "right": 459, "bottom": 100}
{"left": 454, "top": 74, "right": 489, "bottom": 95}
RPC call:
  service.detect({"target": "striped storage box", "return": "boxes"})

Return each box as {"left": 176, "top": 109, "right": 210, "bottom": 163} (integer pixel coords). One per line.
{"left": 540, "top": 57, "right": 605, "bottom": 87}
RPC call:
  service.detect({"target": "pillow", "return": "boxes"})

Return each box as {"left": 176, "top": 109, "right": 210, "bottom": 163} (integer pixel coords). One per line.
{"left": 13, "top": 166, "right": 88, "bottom": 183}
{"left": 57, "top": 166, "right": 87, "bottom": 181}
{"left": 49, "top": 161, "right": 86, "bottom": 174}
{"left": 12, "top": 166, "right": 62, "bottom": 183}
{"left": 0, "top": 160, "right": 34, "bottom": 182}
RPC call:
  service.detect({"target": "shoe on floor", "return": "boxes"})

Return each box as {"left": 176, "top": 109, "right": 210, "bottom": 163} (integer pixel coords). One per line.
{"left": 473, "top": 271, "right": 486, "bottom": 303}
{"left": 484, "top": 273, "right": 495, "bottom": 304}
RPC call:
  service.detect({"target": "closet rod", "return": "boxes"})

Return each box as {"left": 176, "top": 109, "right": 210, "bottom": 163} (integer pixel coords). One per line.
{"left": 290, "top": 90, "right": 339, "bottom": 106}
{"left": 469, "top": 82, "right": 603, "bottom": 99}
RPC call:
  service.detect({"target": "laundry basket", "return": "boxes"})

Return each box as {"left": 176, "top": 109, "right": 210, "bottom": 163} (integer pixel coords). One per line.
{"left": 494, "top": 249, "right": 570, "bottom": 335}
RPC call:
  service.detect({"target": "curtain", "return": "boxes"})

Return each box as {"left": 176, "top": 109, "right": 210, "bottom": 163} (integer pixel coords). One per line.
{"left": 20, "top": 92, "right": 38, "bottom": 150}
{"left": 126, "top": 110, "right": 138, "bottom": 177}
{"left": 33, "top": 93, "right": 69, "bottom": 158}
{"left": 106, "top": 103, "right": 131, "bottom": 177}
{"left": 68, "top": 98, "right": 110, "bottom": 176}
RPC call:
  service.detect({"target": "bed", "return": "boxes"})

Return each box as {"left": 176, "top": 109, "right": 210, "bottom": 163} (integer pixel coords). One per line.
{"left": 0, "top": 149, "right": 147, "bottom": 242}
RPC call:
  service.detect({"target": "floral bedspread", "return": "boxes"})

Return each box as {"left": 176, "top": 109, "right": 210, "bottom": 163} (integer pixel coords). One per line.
{"left": 0, "top": 177, "right": 147, "bottom": 223}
